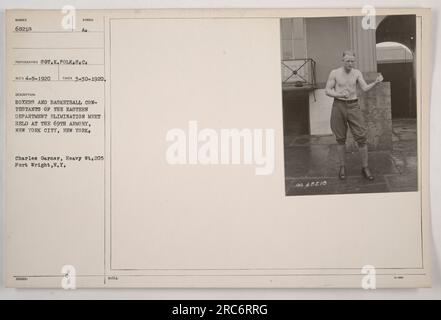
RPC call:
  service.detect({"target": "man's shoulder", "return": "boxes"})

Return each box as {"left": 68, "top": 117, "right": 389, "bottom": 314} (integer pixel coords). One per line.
{"left": 352, "top": 68, "right": 362, "bottom": 76}
{"left": 329, "top": 68, "right": 341, "bottom": 77}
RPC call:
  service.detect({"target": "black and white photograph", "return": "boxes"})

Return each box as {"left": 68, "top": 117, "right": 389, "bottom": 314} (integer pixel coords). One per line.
{"left": 281, "top": 15, "right": 418, "bottom": 196}
{"left": 1, "top": 5, "right": 436, "bottom": 295}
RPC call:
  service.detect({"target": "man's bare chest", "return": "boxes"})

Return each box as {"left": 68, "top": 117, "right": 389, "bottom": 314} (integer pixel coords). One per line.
{"left": 335, "top": 71, "right": 358, "bottom": 87}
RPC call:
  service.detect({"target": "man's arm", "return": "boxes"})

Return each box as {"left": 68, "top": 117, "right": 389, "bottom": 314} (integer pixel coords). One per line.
{"left": 325, "top": 71, "right": 347, "bottom": 98}
{"left": 357, "top": 71, "right": 383, "bottom": 92}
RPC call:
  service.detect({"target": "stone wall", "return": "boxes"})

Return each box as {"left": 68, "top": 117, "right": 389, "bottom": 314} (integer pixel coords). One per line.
{"left": 346, "top": 73, "right": 392, "bottom": 151}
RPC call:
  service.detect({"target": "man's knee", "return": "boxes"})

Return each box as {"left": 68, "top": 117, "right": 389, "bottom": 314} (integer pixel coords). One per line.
{"left": 355, "top": 136, "right": 367, "bottom": 148}
{"left": 336, "top": 138, "right": 346, "bottom": 145}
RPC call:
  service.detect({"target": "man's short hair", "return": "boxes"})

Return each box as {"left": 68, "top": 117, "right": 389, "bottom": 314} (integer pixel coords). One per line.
{"left": 342, "top": 50, "right": 356, "bottom": 58}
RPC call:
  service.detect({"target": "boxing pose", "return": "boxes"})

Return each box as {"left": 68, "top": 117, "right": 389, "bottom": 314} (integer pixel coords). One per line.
{"left": 325, "top": 50, "right": 383, "bottom": 180}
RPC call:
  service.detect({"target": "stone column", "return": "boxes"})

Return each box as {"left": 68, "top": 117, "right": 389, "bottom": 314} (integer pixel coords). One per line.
{"left": 348, "top": 16, "right": 377, "bottom": 72}
{"left": 347, "top": 17, "right": 393, "bottom": 152}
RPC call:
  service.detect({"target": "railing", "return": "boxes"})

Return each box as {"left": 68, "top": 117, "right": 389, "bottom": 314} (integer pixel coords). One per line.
{"left": 281, "top": 58, "right": 317, "bottom": 90}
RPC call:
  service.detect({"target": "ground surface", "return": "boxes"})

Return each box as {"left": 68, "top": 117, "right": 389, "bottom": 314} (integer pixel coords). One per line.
{"left": 284, "top": 119, "right": 418, "bottom": 195}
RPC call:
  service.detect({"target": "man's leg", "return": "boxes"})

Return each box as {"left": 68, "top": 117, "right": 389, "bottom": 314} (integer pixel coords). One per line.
{"left": 358, "top": 143, "right": 373, "bottom": 180}
{"left": 347, "top": 104, "right": 373, "bottom": 180}
{"left": 359, "top": 144, "right": 368, "bottom": 168}
{"left": 337, "top": 144, "right": 346, "bottom": 166}
{"left": 330, "top": 100, "right": 348, "bottom": 179}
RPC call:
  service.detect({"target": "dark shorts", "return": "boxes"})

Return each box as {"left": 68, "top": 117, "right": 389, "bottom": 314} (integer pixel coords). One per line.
{"left": 330, "top": 99, "right": 367, "bottom": 146}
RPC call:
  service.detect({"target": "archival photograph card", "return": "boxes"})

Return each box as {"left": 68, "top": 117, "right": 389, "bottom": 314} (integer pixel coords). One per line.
{"left": 4, "top": 8, "right": 432, "bottom": 288}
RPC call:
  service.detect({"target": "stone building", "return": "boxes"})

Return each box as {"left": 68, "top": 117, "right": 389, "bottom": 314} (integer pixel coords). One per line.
{"left": 281, "top": 15, "right": 416, "bottom": 151}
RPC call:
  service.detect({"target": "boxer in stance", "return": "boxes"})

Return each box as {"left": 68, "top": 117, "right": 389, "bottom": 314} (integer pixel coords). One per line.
{"left": 325, "top": 50, "right": 383, "bottom": 180}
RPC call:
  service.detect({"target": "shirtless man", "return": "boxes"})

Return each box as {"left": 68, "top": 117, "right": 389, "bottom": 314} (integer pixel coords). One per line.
{"left": 325, "top": 50, "right": 383, "bottom": 180}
